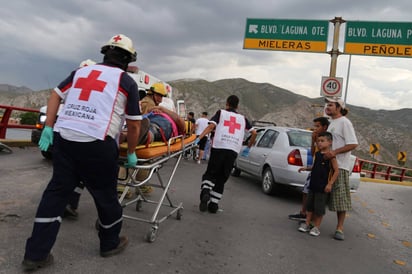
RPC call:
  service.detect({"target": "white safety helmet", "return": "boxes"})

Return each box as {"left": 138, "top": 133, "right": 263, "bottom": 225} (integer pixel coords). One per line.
{"left": 101, "top": 34, "right": 137, "bottom": 62}
{"left": 79, "top": 59, "right": 96, "bottom": 67}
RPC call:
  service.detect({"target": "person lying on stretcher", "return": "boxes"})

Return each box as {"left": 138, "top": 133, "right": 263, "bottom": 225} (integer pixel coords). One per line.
{"left": 120, "top": 105, "right": 186, "bottom": 146}
{"left": 121, "top": 81, "right": 186, "bottom": 146}
{"left": 139, "top": 106, "right": 186, "bottom": 145}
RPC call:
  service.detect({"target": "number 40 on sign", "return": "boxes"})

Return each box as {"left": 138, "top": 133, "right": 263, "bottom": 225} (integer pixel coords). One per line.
{"left": 320, "top": 76, "right": 343, "bottom": 97}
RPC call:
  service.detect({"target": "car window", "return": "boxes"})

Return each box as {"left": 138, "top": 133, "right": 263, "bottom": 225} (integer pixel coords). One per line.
{"left": 257, "top": 129, "right": 279, "bottom": 148}
{"left": 244, "top": 128, "right": 265, "bottom": 146}
{"left": 287, "top": 131, "right": 312, "bottom": 147}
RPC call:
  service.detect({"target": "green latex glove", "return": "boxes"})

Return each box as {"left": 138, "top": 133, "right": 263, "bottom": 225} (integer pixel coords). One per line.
{"left": 38, "top": 126, "right": 53, "bottom": 151}
{"left": 126, "top": 152, "right": 138, "bottom": 167}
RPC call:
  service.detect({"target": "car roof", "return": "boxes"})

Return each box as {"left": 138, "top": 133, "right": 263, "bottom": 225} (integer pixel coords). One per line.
{"left": 252, "top": 120, "right": 276, "bottom": 127}
{"left": 255, "top": 125, "right": 312, "bottom": 133}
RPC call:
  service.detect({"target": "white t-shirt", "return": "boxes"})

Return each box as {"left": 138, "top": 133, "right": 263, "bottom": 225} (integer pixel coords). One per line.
{"left": 327, "top": 116, "right": 358, "bottom": 171}
{"left": 195, "top": 117, "right": 209, "bottom": 136}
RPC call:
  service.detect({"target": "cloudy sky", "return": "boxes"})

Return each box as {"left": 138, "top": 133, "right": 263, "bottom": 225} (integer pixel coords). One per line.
{"left": 1, "top": 0, "right": 411, "bottom": 110}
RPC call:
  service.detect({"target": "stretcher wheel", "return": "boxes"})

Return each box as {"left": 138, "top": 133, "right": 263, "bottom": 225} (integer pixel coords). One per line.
{"left": 145, "top": 228, "right": 157, "bottom": 243}
{"left": 176, "top": 209, "right": 183, "bottom": 220}
{"left": 135, "top": 200, "right": 142, "bottom": 211}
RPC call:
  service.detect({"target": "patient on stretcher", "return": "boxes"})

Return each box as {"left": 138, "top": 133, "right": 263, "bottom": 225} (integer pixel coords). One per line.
{"left": 117, "top": 105, "right": 194, "bottom": 196}
{"left": 138, "top": 108, "right": 185, "bottom": 145}
{"left": 120, "top": 105, "right": 186, "bottom": 147}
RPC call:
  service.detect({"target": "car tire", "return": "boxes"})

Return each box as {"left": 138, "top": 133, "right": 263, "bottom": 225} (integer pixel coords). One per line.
{"left": 231, "top": 167, "right": 241, "bottom": 177}
{"left": 261, "top": 167, "right": 276, "bottom": 195}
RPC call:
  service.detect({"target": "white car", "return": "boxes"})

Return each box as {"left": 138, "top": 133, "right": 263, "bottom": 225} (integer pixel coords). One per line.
{"left": 232, "top": 126, "right": 360, "bottom": 194}
{"left": 348, "top": 155, "right": 361, "bottom": 192}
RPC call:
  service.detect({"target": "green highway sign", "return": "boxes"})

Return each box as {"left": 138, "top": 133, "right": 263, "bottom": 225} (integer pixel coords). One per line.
{"left": 243, "top": 18, "right": 329, "bottom": 53}
{"left": 345, "top": 21, "right": 412, "bottom": 57}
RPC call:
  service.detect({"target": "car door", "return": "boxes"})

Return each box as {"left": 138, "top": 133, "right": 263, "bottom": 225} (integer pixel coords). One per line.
{"left": 247, "top": 129, "right": 279, "bottom": 176}
{"left": 236, "top": 128, "right": 265, "bottom": 174}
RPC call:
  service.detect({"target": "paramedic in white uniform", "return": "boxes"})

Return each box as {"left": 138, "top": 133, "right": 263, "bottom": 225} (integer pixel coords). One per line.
{"left": 196, "top": 95, "right": 257, "bottom": 213}
{"left": 23, "top": 34, "right": 142, "bottom": 271}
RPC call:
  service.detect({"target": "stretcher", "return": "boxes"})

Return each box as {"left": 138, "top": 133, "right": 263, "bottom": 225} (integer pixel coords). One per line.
{"left": 117, "top": 134, "right": 197, "bottom": 242}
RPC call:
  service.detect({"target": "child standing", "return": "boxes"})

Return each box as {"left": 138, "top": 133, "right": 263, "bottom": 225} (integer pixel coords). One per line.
{"left": 298, "top": 131, "right": 338, "bottom": 236}
{"left": 288, "top": 117, "right": 330, "bottom": 221}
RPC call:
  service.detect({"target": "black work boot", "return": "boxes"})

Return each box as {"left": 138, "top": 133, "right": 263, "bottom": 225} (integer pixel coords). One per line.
{"left": 63, "top": 205, "right": 78, "bottom": 220}
{"left": 208, "top": 202, "right": 219, "bottom": 214}
{"left": 199, "top": 189, "right": 210, "bottom": 212}
{"left": 22, "top": 254, "right": 54, "bottom": 271}
{"left": 100, "top": 236, "right": 129, "bottom": 257}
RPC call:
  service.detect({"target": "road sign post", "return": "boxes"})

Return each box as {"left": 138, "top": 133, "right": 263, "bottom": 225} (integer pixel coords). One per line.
{"left": 243, "top": 19, "right": 329, "bottom": 53}
{"left": 344, "top": 21, "right": 412, "bottom": 57}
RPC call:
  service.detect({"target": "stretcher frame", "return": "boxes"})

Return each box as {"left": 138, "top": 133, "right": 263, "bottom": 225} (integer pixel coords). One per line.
{"left": 117, "top": 134, "right": 196, "bottom": 242}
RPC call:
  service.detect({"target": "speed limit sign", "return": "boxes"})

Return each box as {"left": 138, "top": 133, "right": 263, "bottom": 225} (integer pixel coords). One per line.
{"left": 320, "top": 76, "right": 343, "bottom": 97}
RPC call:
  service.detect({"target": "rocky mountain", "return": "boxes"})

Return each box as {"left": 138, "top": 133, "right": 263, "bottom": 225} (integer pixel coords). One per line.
{"left": 171, "top": 78, "right": 412, "bottom": 167}
{"left": 1, "top": 79, "right": 411, "bottom": 167}
{"left": 0, "top": 84, "right": 33, "bottom": 95}
{"left": 0, "top": 84, "right": 49, "bottom": 109}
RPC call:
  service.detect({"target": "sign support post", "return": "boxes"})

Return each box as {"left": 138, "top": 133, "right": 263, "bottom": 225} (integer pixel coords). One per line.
{"left": 344, "top": 54, "right": 352, "bottom": 104}
{"left": 328, "top": 17, "right": 345, "bottom": 78}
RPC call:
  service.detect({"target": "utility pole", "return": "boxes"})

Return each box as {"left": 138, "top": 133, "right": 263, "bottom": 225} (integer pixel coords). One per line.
{"left": 344, "top": 54, "right": 352, "bottom": 104}
{"left": 328, "top": 17, "right": 345, "bottom": 78}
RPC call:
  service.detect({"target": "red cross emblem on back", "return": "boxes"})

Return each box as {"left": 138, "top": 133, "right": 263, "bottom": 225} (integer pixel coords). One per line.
{"left": 74, "top": 70, "right": 107, "bottom": 101}
{"left": 223, "top": 116, "right": 241, "bottom": 134}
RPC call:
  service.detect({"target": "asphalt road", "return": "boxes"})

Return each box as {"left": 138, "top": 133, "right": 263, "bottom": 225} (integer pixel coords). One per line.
{"left": 1, "top": 147, "right": 411, "bottom": 274}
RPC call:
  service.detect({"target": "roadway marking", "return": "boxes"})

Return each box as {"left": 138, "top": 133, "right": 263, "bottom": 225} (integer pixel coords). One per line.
{"left": 394, "top": 260, "right": 406, "bottom": 266}
{"left": 402, "top": 241, "right": 411, "bottom": 247}
{"left": 381, "top": 222, "right": 390, "bottom": 228}
{"left": 361, "top": 177, "right": 412, "bottom": 187}
{"left": 352, "top": 193, "right": 409, "bottom": 268}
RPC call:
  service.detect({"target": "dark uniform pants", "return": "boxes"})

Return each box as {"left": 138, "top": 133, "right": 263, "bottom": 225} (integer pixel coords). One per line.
{"left": 24, "top": 134, "right": 122, "bottom": 261}
{"left": 201, "top": 148, "right": 237, "bottom": 204}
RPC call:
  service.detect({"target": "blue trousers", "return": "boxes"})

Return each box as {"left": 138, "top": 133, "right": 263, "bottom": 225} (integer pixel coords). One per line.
{"left": 24, "top": 134, "right": 123, "bottom": 261}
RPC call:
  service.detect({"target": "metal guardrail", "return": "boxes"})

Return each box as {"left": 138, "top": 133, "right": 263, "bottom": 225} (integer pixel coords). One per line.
{"left": 2, "top": 104, "right": 412, "bottom": 183}
{"left": 0, "top": 104, "right": 39, "bottom": 139}
{"left": 359, "top": 158, "right": 412, "bottom": 182}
